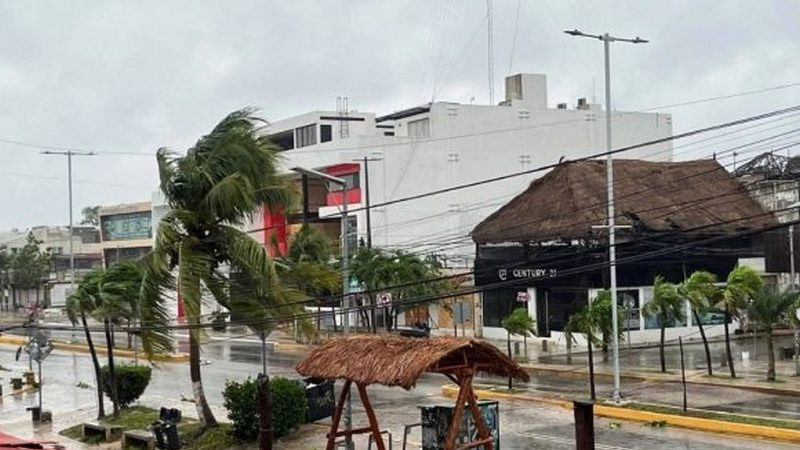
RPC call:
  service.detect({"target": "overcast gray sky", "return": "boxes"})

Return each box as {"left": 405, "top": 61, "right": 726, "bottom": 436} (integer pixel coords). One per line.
{"left": 0, "top": 0, "right": 797, "bottom": 229}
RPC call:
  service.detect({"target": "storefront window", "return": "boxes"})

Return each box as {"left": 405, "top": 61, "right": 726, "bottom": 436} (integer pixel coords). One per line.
{"left": 482, "top": 288, "right": 518, "bottom": 328}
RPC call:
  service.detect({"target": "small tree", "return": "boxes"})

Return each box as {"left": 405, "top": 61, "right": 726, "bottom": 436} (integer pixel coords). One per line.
{"left": 720, "top": 266, "right": 763, "bottom": 378}
{"left": 746, "top": 288, "right": 799, "bottom": 381}
{"left": 80, "top": 206, "right": 100, "bottom": 226}
{"left": 349, "top": 247, "right": 446, "bottom": 331}
{"left": 223, "top": 377, "right": 308, "bottom": 441}
{"left": 565, "top": 305, "right": 596, "bottom": 400}
{"left": 100, "top": 364, "right": 151, "bottom": 408}
{"left": 9, "top": 232, "right": 50, "bottom": 308}
{"left": 502, "top": 307, "right": 536, "bottom": 360}
{"left": 643, "top": 276, "right": 683, "bottom": 373}
{"left": 679, "top": 270, "right": 722, "bottom": 376}
{"left": 500, "top": 308, "right": 533, "bottom": 389}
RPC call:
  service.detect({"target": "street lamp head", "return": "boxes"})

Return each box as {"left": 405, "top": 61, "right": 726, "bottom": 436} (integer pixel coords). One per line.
{"left": 564, "top": 29, "right": 583, "bottom": 36}
{"left": 632, "top": 37, "right": 649, "bottom": 44}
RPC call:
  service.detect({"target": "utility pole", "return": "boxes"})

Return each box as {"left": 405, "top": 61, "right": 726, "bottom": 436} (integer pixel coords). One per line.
{"left": 565, "top": 29, "right": 648, "bottom": 403}
{"left": 292, "top": 166, "right": 352, "bottom": 450}
{"left": 42, "top": 150, "right": 95, "bottom": 291}
{"left": 486, "top": 0, "right": 494, "bottom": 105}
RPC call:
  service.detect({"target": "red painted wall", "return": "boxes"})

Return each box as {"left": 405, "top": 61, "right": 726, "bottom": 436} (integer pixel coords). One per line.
{"left": 263, "top": 206, "right": 288, "bottom": 257}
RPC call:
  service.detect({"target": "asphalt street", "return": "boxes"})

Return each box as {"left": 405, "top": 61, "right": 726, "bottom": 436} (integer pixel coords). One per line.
{"left": 2, "top": 337, "right": 800, "bottom": 449}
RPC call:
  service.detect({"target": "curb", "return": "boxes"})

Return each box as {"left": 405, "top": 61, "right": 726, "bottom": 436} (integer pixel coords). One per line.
{"left": 521, "top": 363, "right": 800, "bottom": 397}
{"left": 442, "top": 385, "right": 800, "bottom": 444}
{"left": 0, "top": 335, "right": 190, "bottom": 363}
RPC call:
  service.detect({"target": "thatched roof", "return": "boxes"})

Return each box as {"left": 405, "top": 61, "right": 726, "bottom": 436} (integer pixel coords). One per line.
{"left": 296, "top": 335, "right": 529, "bottom": 390}
{"left": 472, "top": 159, "right": 776, "bottom": 244}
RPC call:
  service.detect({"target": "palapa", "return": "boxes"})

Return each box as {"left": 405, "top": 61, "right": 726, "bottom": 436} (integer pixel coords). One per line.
{"left": 296, "top": 335, "right": 529, "bottom": 389}
{"left": 472, "top": 159, "right": 775, "bottom": 244}
{"left": 296, "top": 335, "right": 528, "bottom": 450}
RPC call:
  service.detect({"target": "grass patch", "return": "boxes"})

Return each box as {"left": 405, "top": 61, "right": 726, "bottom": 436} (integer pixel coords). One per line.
{"left": 58, "top": 407, "right": 248, "bottom": 449}
{"left": 104, "top": 406, "right": 161, "bottom": 430}
{"left": 617, "top": 401, "right": 800, "bottom": 431}
{"left": 181, "top": 423, "right": 245, "bottom": 450}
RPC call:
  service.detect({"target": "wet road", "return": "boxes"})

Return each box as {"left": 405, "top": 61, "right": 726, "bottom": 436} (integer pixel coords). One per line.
{"left": 2, "top": 338, "right": 800, "bottom": 449}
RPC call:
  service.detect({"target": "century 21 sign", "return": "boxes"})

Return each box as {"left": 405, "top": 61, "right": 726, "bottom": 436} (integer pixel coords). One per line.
{"left": 498, "top": 268, "right": 557, "bottom": 281}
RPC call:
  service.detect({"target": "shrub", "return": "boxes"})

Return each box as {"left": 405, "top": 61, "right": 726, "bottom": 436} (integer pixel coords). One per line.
{"left": 222, "top": 376, "right": 308, "bottom": 441}
{"left": 100, "top": 364, "right": 152, "bottom": 408}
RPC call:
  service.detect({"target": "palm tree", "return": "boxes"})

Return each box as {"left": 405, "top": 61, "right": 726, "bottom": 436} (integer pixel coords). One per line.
{"left": 501, "top": 307, "right": 536, "bottom": 389}
{"left": 643, "top": 276, "right": 683, "bottom": 373}
{"left": 746, "top": 288, "right": 799, "bottom": 381}
{"left": 66, "top": 269, "right": 106, "bottom": 419}
{"left": 143, "top": 109, "right": 297, "bottom": 428}
{"left": 279, "top": 224, "right": 341, "bottom": 335}
{"left": 679, "top": 270, "right": 721, "bottom": 376}
{"left": 565, "top": 304, "right": 598, "bottom": 400}
{"left": 719, "top": 266, "right": 763, "bottom": 378}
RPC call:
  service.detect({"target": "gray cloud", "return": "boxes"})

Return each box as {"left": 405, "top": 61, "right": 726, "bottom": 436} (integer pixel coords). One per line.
{"left": 0, "top": 0, "right": 796, "bottom": 228}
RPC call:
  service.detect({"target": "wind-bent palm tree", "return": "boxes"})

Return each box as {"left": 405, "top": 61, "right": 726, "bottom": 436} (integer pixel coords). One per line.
{"left": 719, "top": 266, "right": 763, "bottom": 379}
{"left": 679, "top": 270, "right": 721, "bottom": 376}
{"left": 66, "top": 269, "right": 106, "bottom": 419}
{"left": 643, "top": 276, "right": 683, "bottom": 373}
{"left": 143, "top": 109, "right": 297, "bottom": 428}
{"left": 66, "top": 261, "right": 171, "bottom": 418}
{"left": 747, "top": 288, "right": 799, "bottom": 381}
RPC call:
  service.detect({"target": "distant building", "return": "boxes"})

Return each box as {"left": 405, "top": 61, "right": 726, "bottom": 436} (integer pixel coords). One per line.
{"left": 735, "top": 152, "right": 800, "bottom": 288}
{"left": 98, "top": 202, "right": 153, "bottom": 267}
{"left": 471, "top": 159, "right": 774, "bottom": 344}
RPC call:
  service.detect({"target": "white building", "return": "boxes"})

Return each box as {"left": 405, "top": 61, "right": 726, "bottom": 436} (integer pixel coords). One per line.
{"left": 257, "top": 73, "right": 673, "bottom": 268}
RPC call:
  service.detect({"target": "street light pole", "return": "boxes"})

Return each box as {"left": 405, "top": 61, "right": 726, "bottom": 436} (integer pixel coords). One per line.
{"left": 289, "top": 167, "right": 352, "bottom": 449}
{"left": 42, "top": 150, "right": 95, "bottom": 291}
{"left": 565, "top": 29, "right": 648, "bottom": 403}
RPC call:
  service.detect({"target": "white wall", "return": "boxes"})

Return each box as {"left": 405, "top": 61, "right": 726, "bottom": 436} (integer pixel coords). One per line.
{"left": 279, "top": 91, "right": 672, "bottom": 267}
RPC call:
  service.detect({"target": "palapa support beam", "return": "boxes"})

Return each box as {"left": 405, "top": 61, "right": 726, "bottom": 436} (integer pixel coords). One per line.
{"left": 444, "top": 369, "right": 494, "bottom": 450}
{"left": 357, "top": 383, "right": 387, "bottom": 450}
{"left": 325, "top": 380, "right": 352, "bottom": 450}
{"left": 325, "top": 380, "right": 387, "bottom": 450}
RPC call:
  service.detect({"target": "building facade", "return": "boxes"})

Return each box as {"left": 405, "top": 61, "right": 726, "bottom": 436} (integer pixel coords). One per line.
{"left": 472, "top": 159, "right": 775, "bottom": 344}
{"left": 98, "top": 202, "right": 153, "bottom": 267}
{"left": 255, "top": 73, "right": 673, "bottom": 268}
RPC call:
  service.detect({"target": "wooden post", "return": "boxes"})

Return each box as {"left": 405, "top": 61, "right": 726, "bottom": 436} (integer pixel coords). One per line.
{"left": 573, "top": 400, "right": 595, "bottom": 450}
{"left": 357, "top": 383, "right": 386, "bottom": 450}
{"left": 326, "top": 380, "right": 352, "bottom": 450}
{"left": 445, "top": 374, "right": 470, "bottom": 449}
{"left": 257, "top": 374, "right": 273, "bottom": 450}
{"left": 679, "top": 337, "right": 687, "bottom": 412}
{"left": 464, "top": 373, "right": 493, "bottom": 450}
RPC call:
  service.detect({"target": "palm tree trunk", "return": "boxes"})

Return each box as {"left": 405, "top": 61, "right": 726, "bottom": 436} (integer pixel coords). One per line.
{"left": 692, "top": 309, "right": 713, "bottom": 376}
{"left": 724, "top": 305, "right": 736, "bottom": 378}
{"left": 587, "top": 334, "right": 596, "bottom": 401}
{"left": 260, "top": 331, "right": 267, "bottom": 375}
{"left": 103, "top": 319, "right": 119, "bottom": 416}
{"left": 766, "top": 326, "right": 776, "bottom": 382}
{"left": 81, "top": 312, "right": 105, "bottom": 419}
{"left": 659, "top": 323, "right": 666, "bottom": 373}
{"left": 507, "top": 331, "right": 512, "bottom": 390}
{"left": 189, "top": 315, "right": 217, "bottom": 428}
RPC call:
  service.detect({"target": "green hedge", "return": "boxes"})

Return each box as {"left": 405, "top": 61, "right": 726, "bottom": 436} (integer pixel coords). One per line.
{"left": 100, "top": 364, "right": 152, "bottom": 408}
{"left": 222, "top": 376, "right": 308, "bottom": 440}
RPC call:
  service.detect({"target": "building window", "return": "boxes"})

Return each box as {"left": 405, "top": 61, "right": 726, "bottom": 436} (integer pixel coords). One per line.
{"left": 295, "top": 124, "right": 317, "bottom": 148}
{"left": 100, "top": 211, "right": 152, "bottom": 241}
{"left": 327, "top": 172, "right": 360, "bottom": 191}
{"left": 320, "top": 124, "right": 332, "bottom": 143}
{"left": 408, "top": 118, "right": 430, "bottom": 138}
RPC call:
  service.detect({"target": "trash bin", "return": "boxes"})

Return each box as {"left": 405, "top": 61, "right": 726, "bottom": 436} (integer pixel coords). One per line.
{"left": 304, "top": 378, "right": 335, "bottom": 422}
{"left": 151, "top": 422, "right": 181, "bottom": 450}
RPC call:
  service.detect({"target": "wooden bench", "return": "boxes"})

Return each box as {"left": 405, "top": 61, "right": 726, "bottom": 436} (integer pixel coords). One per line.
{"left": 81, "top": 422, "right": 125, "bottom": 442}
{"left": 122, "top": 429, "right": 155, "bottom": 449}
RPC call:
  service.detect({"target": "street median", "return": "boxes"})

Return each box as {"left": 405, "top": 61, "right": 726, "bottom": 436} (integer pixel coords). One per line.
{"left": 441, "top": 384, "right": 800, "bottom": 444}
{"left": 0, "top": 334, "right": 189, "bottom": 363}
